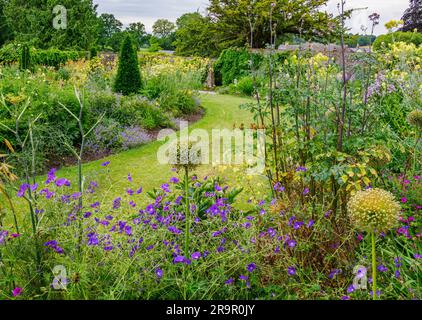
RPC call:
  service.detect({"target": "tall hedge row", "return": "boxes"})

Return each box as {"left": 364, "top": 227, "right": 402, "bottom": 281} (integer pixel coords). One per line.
{"left": 0, "top": 43, "right": 87, "bottom": 68}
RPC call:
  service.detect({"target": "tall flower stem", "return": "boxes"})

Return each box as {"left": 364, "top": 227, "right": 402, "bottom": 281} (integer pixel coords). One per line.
{"left": 371, "top": 231, "right": 377, "bottom": 300}
{"left": 184, "top": 166, "right": 190, "bottom": 256}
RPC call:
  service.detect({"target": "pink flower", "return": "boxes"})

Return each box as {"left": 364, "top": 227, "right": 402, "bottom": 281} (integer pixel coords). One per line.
{"left": 401, "top": 197, "right": 407, "bottom": 203}
{"left": 12, "top": 287, "right": 23, "bottom": 297}
{"left": 357, "top": 233, "right": 364, "bottom": 242}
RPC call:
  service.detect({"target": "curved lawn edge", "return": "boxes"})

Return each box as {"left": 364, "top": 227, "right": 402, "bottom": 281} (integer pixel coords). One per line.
{"left": 53, "top": 93, "right": 253, "bottom": 196}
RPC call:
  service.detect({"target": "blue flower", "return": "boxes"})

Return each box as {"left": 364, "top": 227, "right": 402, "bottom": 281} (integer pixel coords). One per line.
{"left": 247, "top": 263, "right": 256, "bottom": 273}
{"left": 156, "top": 268, "right": 163, "bottom": 279}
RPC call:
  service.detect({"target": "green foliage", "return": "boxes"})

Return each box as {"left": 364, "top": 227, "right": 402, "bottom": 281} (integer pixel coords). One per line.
{"left": 152, "top": 19, "right": 175, "bottom": 39}
{"left": 31, "top": 48, "right": 84, "bottom": 69}
{"left": 0, "top": 42, "right": 20, "bottom": 65}
{"left": 174, "top": 12, "right": 219, "bottom": 57}
{"left": 19, "top": 44, "right": 31, "bottom": 71}
{"left": 0, "top": 0, "right": 12, "bottom": 47}
{"left": 114, "top": 35, "right": 142, "bottom": 96}
{"left": 148, "top": 37, "right": 162, "bottom": 52}
{"left": 114, "top": 96, "right": 170, "bottom": 129}
{"left": 3, "top": 0, "right": 99, "bottom": 50}
{"left": 127, "top": 22, "right": 148, "bottom": 48}
{"left": 236, "top": 76, "right": 255, "bottom": 96}
{"left": 214, "top": 48, "right": 254, "bottom": 86}
{"left": 0, "top": 44, "right": 85, "bottom": 68}
{"left": 207, "top": 0, "right": 337, "bottom": 50}
{"left": 143, "top": 72, "right": 200, "bottom": 116}
{"left": 373, "top": 32, "right": 422, "bottom": 51}
{"left": 89, "top": 47, "right": 98, "bottom": 59}
{"left": 97, "top": 13, "right": 123, "bottom": 49}
{"left": 346, "top": 34, "right": 377, "bottom": 48}
{"left": 152, "top": 19, "right": 176, "bottom": 51}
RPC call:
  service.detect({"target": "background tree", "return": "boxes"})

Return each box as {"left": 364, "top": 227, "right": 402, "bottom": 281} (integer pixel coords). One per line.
{"left": 3, "top": 0, "right": 99, "bottom": 50}
{"left": 152, "top": 19, "right": 176, "bottom": 38}
{"left": 0, "top": 0, "right": 12, "bottom": 47}
{"left": 401, "top": 0, "right": 422, "bottom": 32}
{"left": 114, "top": 35, "right": 142, "bottom": 96}
{"left": 174, "top": 12, "right": 219, "bottom": 57}
{"left": 127, "top": 22, "right": 148, "bottom": 48}
{"left": 152, "top": 19, "right": 176, "bottom": 50}
{"left": 98, "top": 13, "right": 123, "bottom": 49}
{"left": 207, "top": 0, "right": 337, "bottom": 49}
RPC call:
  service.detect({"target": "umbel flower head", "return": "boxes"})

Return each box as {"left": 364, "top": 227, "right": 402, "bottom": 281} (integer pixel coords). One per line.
{"left": 168, "top": 139, "right": 202, "bottom": 172}
{"left": 407, "top": 109, "right": 422, "bottom": 129}
{"left": 347, "top": 188, "right": 401, "bottom": 232}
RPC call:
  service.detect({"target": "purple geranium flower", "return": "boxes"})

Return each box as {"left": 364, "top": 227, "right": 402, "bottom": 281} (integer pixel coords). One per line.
{"left": 247, "top": 263, "right": 257, "bottom": 273}
{"left": 191, "top": 252, "right": 201, "bottom": 260}
{"left": 287, "top": 266, "right": 296, "bottom": 276}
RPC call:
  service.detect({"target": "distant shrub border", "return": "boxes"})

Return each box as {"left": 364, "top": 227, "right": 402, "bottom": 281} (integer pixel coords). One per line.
{"left": 0, "top": 43, "right": 87, "bottom": 68}
{"left": 373, "top": 32, "right": 422, "bottom": 51}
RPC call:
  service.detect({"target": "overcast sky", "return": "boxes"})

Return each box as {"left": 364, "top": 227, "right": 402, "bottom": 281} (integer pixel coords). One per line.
{"left": 94, "top": 0, "right": 410, "bottom": 35}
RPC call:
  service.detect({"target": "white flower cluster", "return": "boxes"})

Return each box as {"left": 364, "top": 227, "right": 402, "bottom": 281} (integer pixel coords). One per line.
{"left": 347, "top": 188, "right": 401, "bottom": 232}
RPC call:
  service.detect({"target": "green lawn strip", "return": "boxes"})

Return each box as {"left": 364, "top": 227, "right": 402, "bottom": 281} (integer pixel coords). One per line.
{"left": 5, "top": 94, "right": 268, "bottom": 226}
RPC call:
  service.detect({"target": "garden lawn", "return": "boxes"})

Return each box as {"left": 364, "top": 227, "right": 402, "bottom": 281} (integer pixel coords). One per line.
{"left": 50, "top": 93, "right": 266, "bottom": 206}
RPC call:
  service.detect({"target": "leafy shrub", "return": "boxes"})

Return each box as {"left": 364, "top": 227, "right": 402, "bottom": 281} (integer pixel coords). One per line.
{"left": 56, "top": 67, "right": 71, "bottom": 81}
{"left": 31, "top": 49, "right": 84, "bottom": 69}
{"left": 214, "top": 48, "right": 252, "bottom": 86}
{"left": 0, "top": 42, "right": 20, "bottom": 65}
{"left": 117, "top": 96, "right": 170, "bottom": 129}
{"left": 236, "top": 76, "right": 254, "bottom": 96}
{"left": 373, "top": 32, "right": 422, "bottom": 51}
{"left": 114, "top": 35, "right": 142, "bottom": 95}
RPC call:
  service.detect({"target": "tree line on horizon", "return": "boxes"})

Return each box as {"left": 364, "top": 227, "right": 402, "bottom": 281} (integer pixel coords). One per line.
{"left": 0, "top": 0, "right": 420, "bottom": 57}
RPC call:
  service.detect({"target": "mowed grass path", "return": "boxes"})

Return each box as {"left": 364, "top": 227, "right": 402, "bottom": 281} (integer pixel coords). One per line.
{"left": 54, "top": 93, "right": 255, "bottom": 203}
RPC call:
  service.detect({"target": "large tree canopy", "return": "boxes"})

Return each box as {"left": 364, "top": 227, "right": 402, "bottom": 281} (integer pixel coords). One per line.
{"left": 207, "top": 0, "right": 336, "bottom": 48}
{"left": 152, "top": 19, "right": 176, "bottom": 50}
{"left": 401, "top": 0, "right": 422, "bottom": 32}
{"left": 174, "top": 12, "right": 219, "bottom": 57}
{"left": 3, "top": 0, "right": 99, "bottom": 50}
{"left": 97, "top": 13, "right": 123, "bottom": 48}
{"left": 0, "top": 0, "right": 12, "bottom": 46}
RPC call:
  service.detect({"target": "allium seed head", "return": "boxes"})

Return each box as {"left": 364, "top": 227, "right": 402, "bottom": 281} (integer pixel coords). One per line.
{"left": 407, "top": 109, "right": 422, "bottom": 128}
{"left": 347, "top": 188, "right": 401, "bottom": 232}
{"left": 168, "top": 139, "right": 202, "bottom": 172}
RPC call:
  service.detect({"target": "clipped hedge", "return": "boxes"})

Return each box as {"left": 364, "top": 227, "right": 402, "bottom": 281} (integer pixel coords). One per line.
{"left": 0, "top": 43, "right": 87, "bottom": 68}
{"left": 373, "top": 32, "right": 422, "bottom": 51}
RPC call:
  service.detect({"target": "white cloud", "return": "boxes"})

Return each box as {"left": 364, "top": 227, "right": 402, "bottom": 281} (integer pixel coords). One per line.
{"left": 94, "top": 0, "right": 410, "bottom": 35}
{"left": 324, "top": 0, "right": 409, "bottom": 35}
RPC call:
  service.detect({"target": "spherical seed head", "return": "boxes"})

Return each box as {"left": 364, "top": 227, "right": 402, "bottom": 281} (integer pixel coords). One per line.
{"left": 168, "top": 140, "right": 201, "bottom": 172}
{"left": 347, "top": 188, "right": 401, "bottom": 232}
{"left": 407, "top": 109, "right": 422, "bottom": 129}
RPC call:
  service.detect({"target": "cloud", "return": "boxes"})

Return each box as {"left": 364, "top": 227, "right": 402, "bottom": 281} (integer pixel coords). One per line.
{"left": 325, "top": 0, "right": 409, "bottom": 35}
{"left": 95, "top": 0, "right": 208, "bottom": 31}
{"left": 94, "top": 0, "right": 409, "bottom": 35}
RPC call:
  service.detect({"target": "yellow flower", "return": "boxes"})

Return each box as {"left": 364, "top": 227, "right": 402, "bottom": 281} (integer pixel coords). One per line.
{"left": 385, "top": 19, "right": 403, "bottom": 31}
{"left": 347, "top": 188, "right": 401, "bottom": 232}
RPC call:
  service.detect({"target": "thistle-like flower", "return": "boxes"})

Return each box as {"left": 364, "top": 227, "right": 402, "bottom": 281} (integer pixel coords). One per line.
{"left": 407, "top": 109, "right": 422, "bottom": 129}
{"left": 347, "top": 188, "right": 401, "bottom": 232}
{"left": 168, "top": 139, "right": 202, "bottom": 172}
